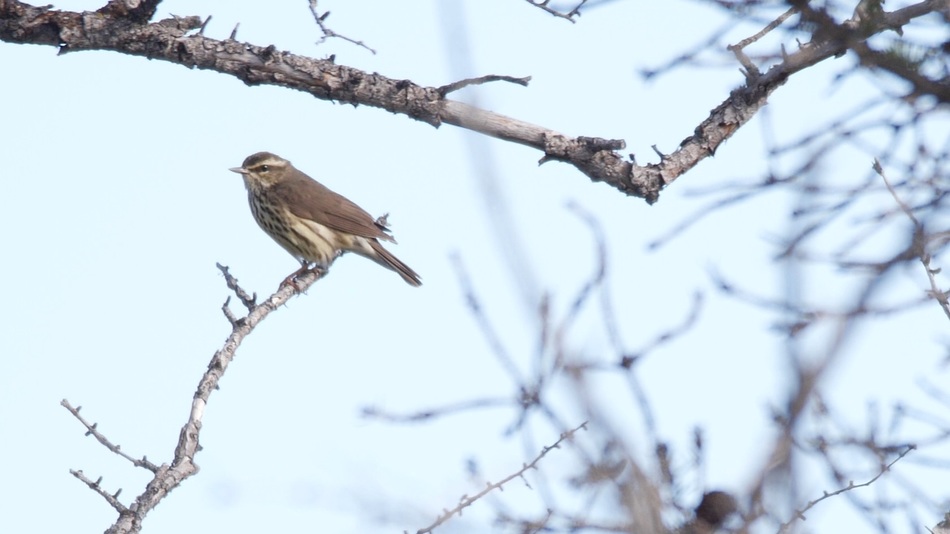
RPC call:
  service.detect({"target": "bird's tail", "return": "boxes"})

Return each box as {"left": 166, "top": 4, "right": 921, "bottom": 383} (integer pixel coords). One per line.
{"left": 368, "top": 240, "right": 422, "bottom": 287}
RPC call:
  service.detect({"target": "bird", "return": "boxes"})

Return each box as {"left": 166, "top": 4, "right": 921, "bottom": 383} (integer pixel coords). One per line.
{"left": 229, "top": 151, "right": 421, "bottom": 287}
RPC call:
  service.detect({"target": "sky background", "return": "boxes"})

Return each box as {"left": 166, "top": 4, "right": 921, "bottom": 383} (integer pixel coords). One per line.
{"left": 1, "top": 1, "right": 948, "bottom": 533}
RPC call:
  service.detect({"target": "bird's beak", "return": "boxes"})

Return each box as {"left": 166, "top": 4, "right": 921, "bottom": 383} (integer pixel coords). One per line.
{"left": 229, "top": 167, "right": 248, "bottom": 174}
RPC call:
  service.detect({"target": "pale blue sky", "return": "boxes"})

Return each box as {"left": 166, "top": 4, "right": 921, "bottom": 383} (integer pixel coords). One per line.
{"left": 1, "top": 1, "right": 947, "bottom": 533}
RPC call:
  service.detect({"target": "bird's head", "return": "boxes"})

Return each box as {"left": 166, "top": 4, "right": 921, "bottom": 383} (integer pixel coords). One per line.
{"left": 230, "top": 152, "right": 292, "bottom": 189}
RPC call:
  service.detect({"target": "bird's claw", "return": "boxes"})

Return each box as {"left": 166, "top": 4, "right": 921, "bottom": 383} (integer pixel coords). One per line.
{"left": 280, "top": 264, "right": 325, "bottom": 292}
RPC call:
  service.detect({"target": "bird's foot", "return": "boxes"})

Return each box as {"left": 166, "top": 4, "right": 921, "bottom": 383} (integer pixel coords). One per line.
{"left": 280, "top": 263, "right": 326, "bottom": 292}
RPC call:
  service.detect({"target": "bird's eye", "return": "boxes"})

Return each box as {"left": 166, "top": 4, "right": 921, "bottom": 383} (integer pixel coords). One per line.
{"left": 260, "top": 165, "right": 269, "bottom": 172}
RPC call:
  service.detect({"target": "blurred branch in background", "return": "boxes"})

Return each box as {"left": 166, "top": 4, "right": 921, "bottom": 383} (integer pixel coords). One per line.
{"left": 522, "top": 0, "right": 589, "bottom": 22}
{"left": 366, "top": 205, "right": 713, "bottom": 532}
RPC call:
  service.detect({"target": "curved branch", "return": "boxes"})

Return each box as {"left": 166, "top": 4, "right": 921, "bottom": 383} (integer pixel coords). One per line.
{"left": 59, "top": 265, "right": 322, "bottom": 534}
{"left": 108, "top": 267, "right": 322, "bottom": 533}
{"left": 0, "top": 0, "right": 943, "bottom": 204}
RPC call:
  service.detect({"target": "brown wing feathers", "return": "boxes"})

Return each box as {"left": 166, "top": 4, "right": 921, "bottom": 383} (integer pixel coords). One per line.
{"left": 275, "top": 171, "right": 395, "bottom": 242}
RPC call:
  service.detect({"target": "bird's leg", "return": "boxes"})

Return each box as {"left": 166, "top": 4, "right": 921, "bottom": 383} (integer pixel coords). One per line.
{"left": 280, "top": 261, "right": 329, "bottom": 292}
{"left": 304, "top": 264, "right": 326, "bottom": 279}
{"left": 280, "top": 261, "right": 312, "bottom": 290}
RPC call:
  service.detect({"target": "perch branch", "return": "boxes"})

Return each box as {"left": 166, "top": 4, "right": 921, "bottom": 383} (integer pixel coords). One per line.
{"left": 61, "top": 265, "right": 322, "bottom": 534}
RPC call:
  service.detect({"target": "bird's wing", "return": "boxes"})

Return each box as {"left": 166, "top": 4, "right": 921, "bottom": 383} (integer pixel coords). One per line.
{"left": 274, "top": 173, "right": 394, "bottom": 241}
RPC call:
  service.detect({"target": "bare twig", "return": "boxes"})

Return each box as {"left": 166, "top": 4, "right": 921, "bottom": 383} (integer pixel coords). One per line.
{"left": 61, "top": 400, "right": 159, "bottom": 472}
{"left": 777, "top": 444, "right": 916, "bottom": 532}
{"left": 523, "top": 0, "right": 588, "bottom": 22}
{"left": 216, "top": 262, "right": 257, "bottom": 310}
{"left": 640, "top": 20, "right": 736, "bottom": 80}
{"left": 439, "top": 74, "right": 532, "bottom": 96}
{"left": 874, "top": 159, "right": 950, "bottom": 322}
{"left": 307, "top": 0, "right": 376, "bottom": 54}
{"left": 197, "top": 15, "right": 211, "bottom": 36}
{"left": 69, "top": 469, "right": 128, "bottom": 514}
{"left": 416, "top": 422, "right": 588, "bottom": 533}
{"left": 727, "top": 7, "right": 798, "bottom": 79}
{"left": 730, "top": 7, "right": 798, "bottom": 51}
{"left": 221, "top": 296, "right": 240, "bottom": 327}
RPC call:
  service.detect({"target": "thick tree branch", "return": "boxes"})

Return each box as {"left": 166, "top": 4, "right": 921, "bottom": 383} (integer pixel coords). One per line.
{"left": 96, "top": 0, "right": 160, "bottom": 24}
{"left": 0, "top": 0, "right": 943, "bottom": 204}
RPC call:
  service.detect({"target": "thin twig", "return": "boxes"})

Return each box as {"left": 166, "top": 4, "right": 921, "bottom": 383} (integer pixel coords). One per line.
{"left": 640, "top": 21, "right": 735, "bottom": 79}
{"left": 416, "top": 422, "right": 588, "bottom": 533}
{"left": 221, "top": 296, "right": 240, "bottom": 327}
{"left": 307, "top": 0, "right": 376, "bottom": 54}
{"left": 874, "top": 159, "right": 950, "bottom": 322}
{"left": 777, "top": 444, "right": 916, "bottom": 532}
{"left": 619, "top": 291, "right": 704, "bottom": 368}
{"left": 61, "top": 400, "right": 159, "bottom": 472}
{"left": 730, "top": 7, "right": 798, "bottom": 50}
{"left": 439, "top": 75, "right": 532, "bottom": 96}
{"left": 523, "top": 0, "right": 588, "bottom": 22}
{"left": 198, "top": 15, "right": 211, "bottom": 36}
{"left": 217, "top": 263, "right": 256, "bottom": 310}
{"left": 69, "top": 469, "right": 129, "bottom": 514}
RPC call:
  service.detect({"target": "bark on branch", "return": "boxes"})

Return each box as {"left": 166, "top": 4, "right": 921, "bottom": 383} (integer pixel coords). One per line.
{"left": 59, "top": 265, "right": 323, "bottom": 534}
{"left": 0, "top": 0, "right": 944, "bottom": 204}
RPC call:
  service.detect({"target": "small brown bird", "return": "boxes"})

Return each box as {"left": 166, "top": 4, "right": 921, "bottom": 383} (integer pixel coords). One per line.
{"left": 230, "top": 152, "right": 421, "bottom": 287}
